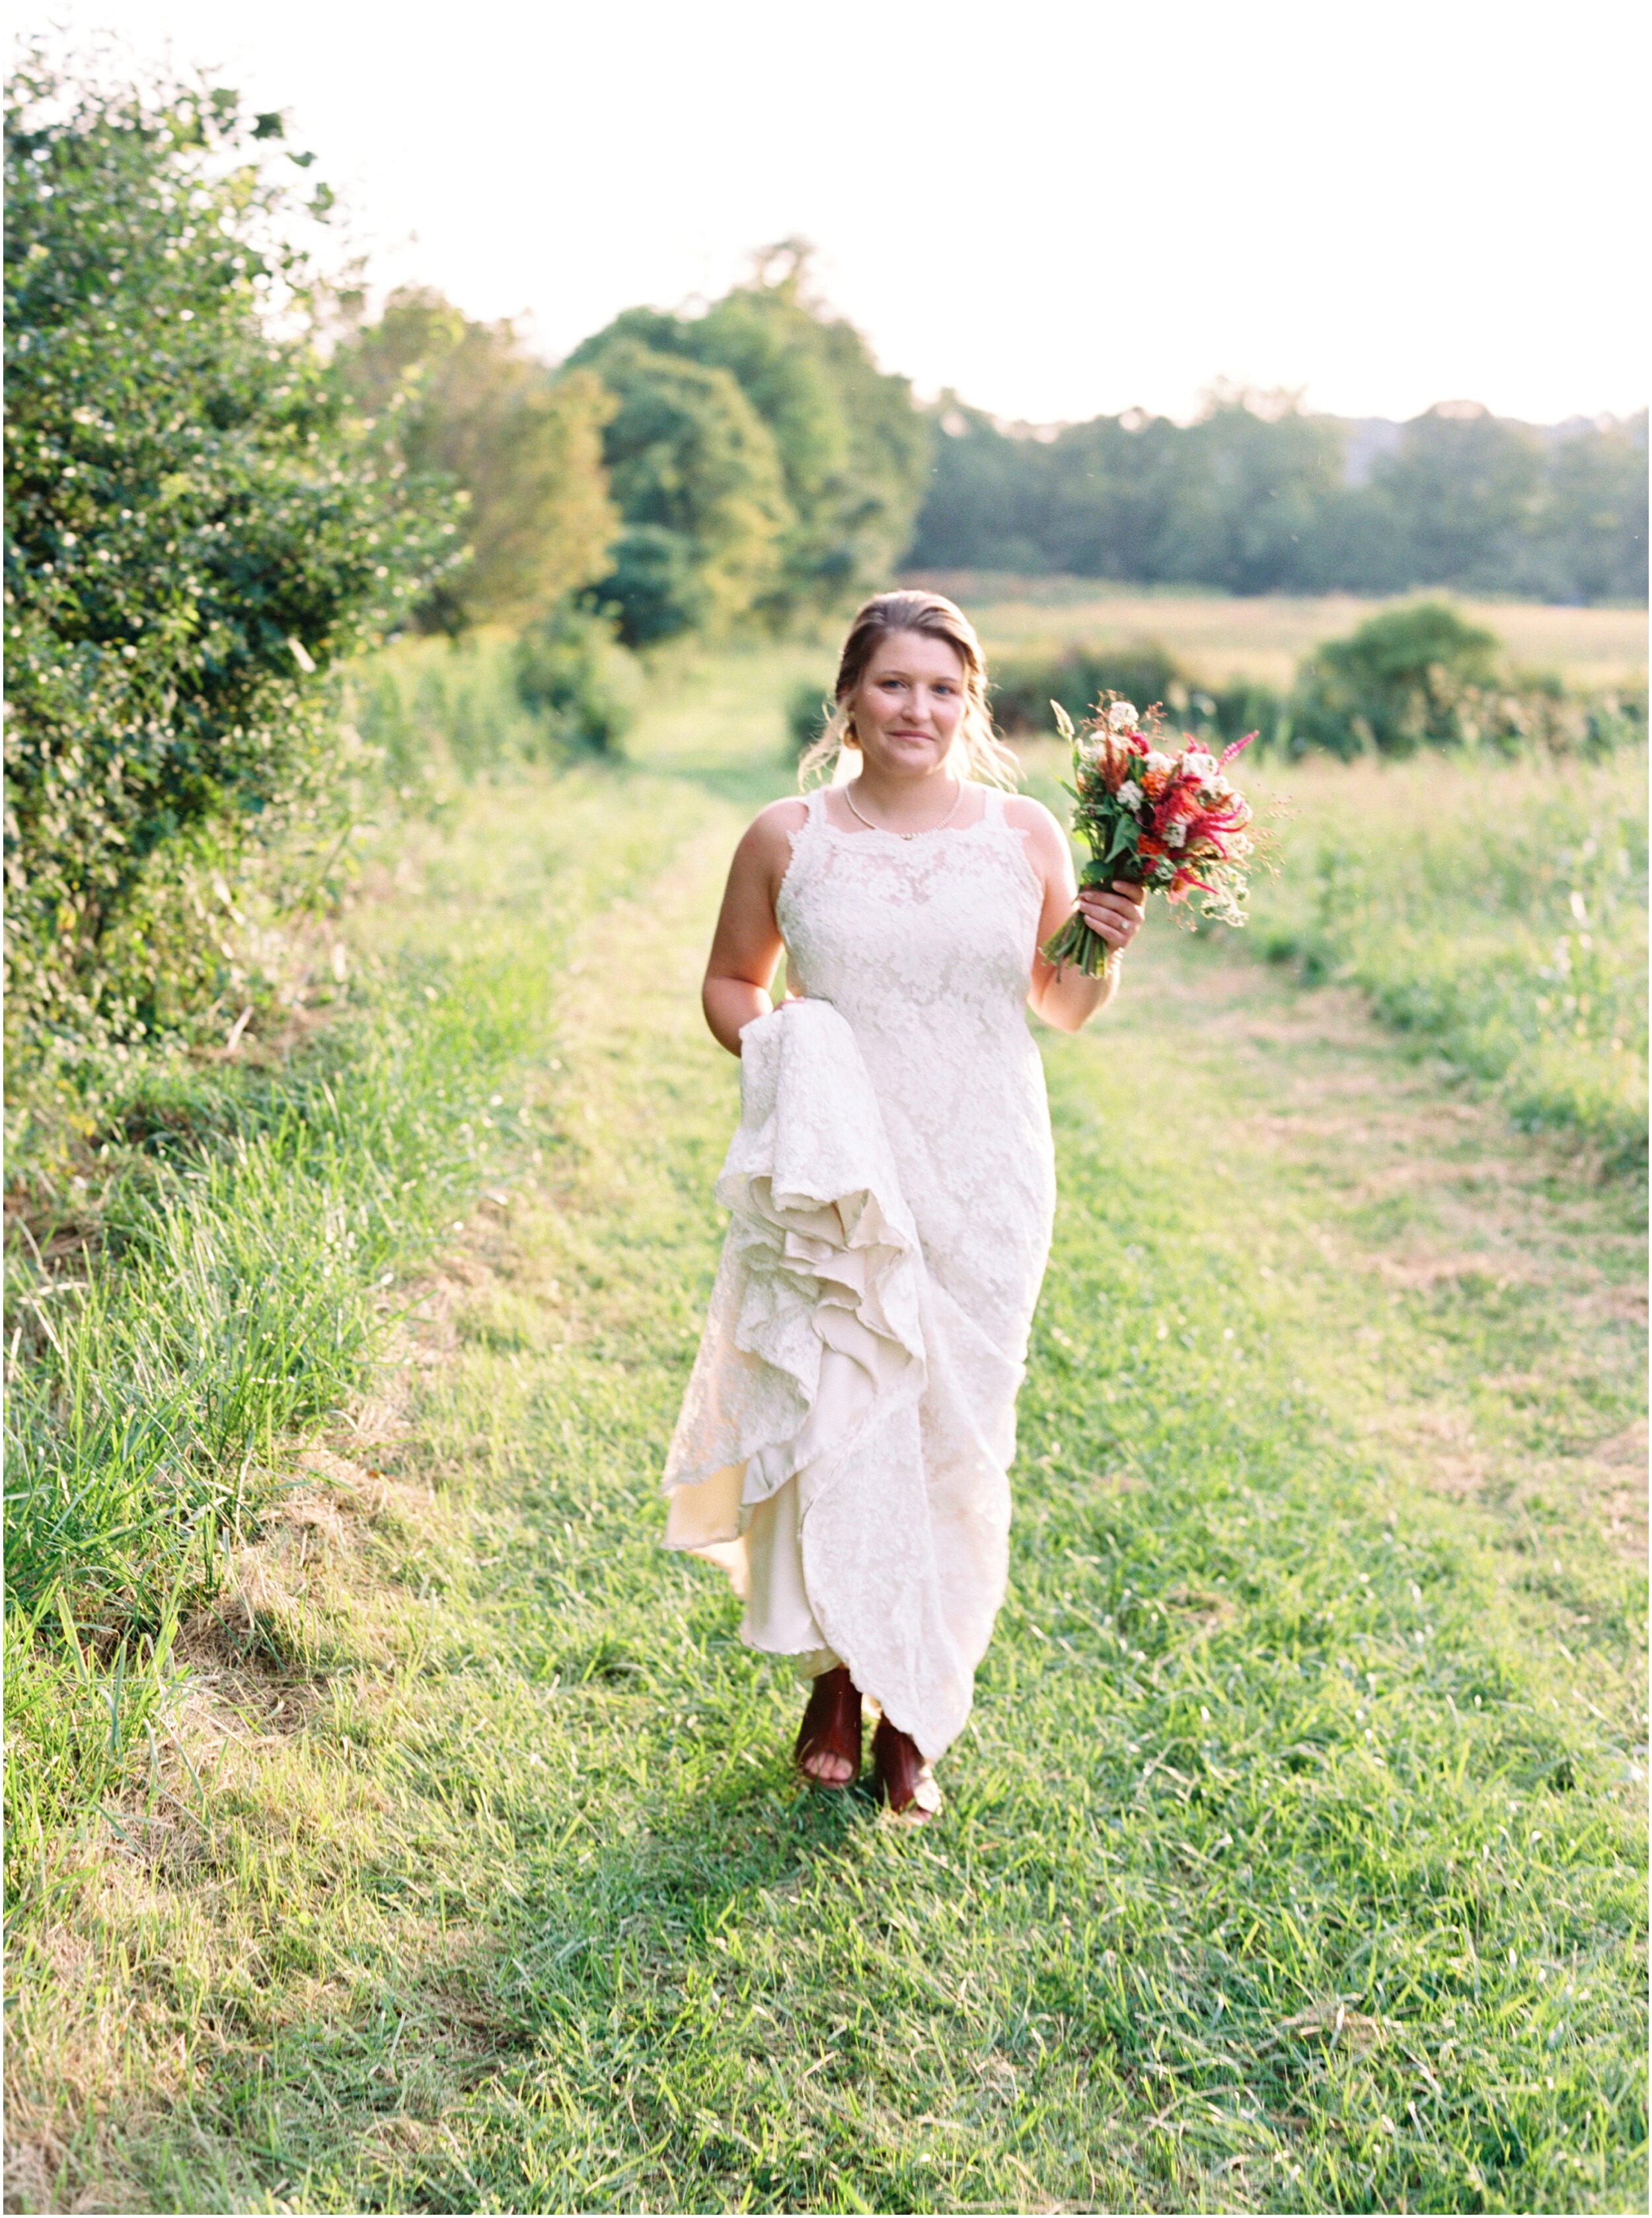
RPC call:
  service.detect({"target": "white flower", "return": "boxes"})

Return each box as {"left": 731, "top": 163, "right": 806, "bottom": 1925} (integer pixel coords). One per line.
{"left": 1108, "top": 702, "right": 1138, "bottom": 731}
{"left": 1166, "top": 820, "right": 1187, "bottom": 848}
{"left": 1145, "top": 750, "right": 1173, "bottom": 775}
{"left": 1181, "top": 749, "right": 1217, "bottom": 782}
{"left": 1117, "top": 779, "right": 1143, "bottom": 813}
{"left": 1078, "top": 737, "right": 1106, "bottom": 764}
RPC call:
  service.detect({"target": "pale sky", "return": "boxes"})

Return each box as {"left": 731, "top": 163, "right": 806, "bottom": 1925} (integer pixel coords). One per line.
{"left": 26, "top": 0, "right": 1649, "bottom": 426}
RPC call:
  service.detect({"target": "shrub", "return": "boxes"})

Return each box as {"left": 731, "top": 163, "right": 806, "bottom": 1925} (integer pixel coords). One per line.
{"left": 989, "top": 642, "right": 1189, "bottom": 735}
{"left": 785, "top": 678, "right": 834, "bottom": 755}
{"left": 1289, "top": 602, "right": 1501, "bottom": 757}
{"left": 3, "top": 55, "right": 455, "bottom": 1047}
{"left": 1289, "top": 602, "right": 1646, "bottom": 760}
{"left": 513, "top": 602, "right": 640, "bottom": 753}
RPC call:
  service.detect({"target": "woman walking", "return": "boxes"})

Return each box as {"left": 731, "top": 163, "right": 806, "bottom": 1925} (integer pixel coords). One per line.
{"left": 663, "top": 591, "right": 1143, "bottom": 1821}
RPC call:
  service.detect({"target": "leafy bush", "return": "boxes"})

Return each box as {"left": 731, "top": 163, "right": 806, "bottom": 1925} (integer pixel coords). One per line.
{"left": 991, "top": 641, "right": 1188, "bottom": 733}
{"left": 3, "top": 56, "right": 455, "bottom": 1047}
{"left": 989, "top": 605, "right": 1646, "bottom": 765}
{"left": 786, "top": 678, "right": 833, "bottom": 755}
{"left": 1289, "top": 602, "right": 1499, "bottom": 757}
{"left": 346, "top": 632, "right": 556, "bottom": 784}
{"left": 1291, "top": 602, "right": 1647, "bottom": 759}
{"left": 513, "top": 601, "right": 640, "bottom": 752}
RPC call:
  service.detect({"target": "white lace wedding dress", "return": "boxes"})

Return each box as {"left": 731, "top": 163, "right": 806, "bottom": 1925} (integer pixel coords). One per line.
{"left": 662, "top": 783, "right": 1055, "bottom": 1759}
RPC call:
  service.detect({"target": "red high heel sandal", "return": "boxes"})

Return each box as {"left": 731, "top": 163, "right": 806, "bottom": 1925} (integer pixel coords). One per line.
{"left": 869, "top": 1713, "right": 943, "bottom": 1824}
{"left": 794, "top": 1665, "right": 862, "bottom": 1790}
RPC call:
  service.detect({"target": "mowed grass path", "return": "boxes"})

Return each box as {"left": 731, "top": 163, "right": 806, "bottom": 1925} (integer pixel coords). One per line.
{"left": 8, "top": 653, "right": 1645, "bottom": 2213}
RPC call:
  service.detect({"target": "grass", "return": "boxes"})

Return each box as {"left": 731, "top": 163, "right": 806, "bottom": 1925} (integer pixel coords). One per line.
{"left": 5, "top": 644, "right": 1645, "bottom": 2212}
{"left": 901, "top": 577, "right": 1649, "bottom": 692}
{"left": 1239, "top": 751, "right": 1649, "bottom": 1168}
{"left": 4, "top": 748, "right": 693, "bottom": 1848}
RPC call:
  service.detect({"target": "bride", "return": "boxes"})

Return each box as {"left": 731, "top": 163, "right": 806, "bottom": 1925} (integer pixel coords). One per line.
{"left": 663, "top": 589, "right": 1144, "bottom": 1822}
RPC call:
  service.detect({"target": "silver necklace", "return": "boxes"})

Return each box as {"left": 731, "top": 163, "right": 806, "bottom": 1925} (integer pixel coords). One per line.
{"left": 843, "top": 776, "right": 965, "bottom": 840}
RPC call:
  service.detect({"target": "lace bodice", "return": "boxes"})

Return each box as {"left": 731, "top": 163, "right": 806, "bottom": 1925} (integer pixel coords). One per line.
{"left": 776, "top": 784, "right": 1055, "bottom": 1352}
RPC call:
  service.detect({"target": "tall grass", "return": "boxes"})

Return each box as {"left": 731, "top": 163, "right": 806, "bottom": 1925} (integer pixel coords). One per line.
{"left": 1244, "top": 752, "right": 1649, "bottom": 1168}
{"left": 344, "top": 628, "right": 562, "bottom": 790}
{"left": 3, "top": 726, "right": 692, "bottom": 1841}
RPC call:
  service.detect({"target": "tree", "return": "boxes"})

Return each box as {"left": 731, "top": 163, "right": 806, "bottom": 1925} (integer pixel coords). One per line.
{"left": 570, "top": 336, "right": 792, "bottom": 644}
{"left": 1151, "top": 391, "right": 1349, "bottom": 594}
{"left": 902, "top": 390, "right": 1638, "bottom": 603}
{"left": 1536, "top": 417, "right": 1648, "bottom": 605}
{"left": 1366, "top": 404, "right": 1546, "bottom": 590}
{"left": 572, "top": 249, "right": 932, "bottom": 623}
{"left": 904, "top": 399, "right": 1056, "bottom": 573}
{"left": 337, "top": 288, "right": 619, "bottom": 632}
{"left": 3, "top": 54, "right": 455, "bottom": 1039}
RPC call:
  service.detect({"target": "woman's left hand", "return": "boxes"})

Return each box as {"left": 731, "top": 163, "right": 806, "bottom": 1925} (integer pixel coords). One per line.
{"left": 1076, "top": 879, "right": 1146, "bottom": 953}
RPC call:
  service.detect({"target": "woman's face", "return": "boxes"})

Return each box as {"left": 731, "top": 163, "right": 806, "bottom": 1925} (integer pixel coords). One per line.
{"left": 848, "top": 629, "right": 967, "bottom": 778}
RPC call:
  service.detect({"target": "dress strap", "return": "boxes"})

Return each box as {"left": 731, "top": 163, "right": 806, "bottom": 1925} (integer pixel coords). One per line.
{"left": 983, "top": 785, "right": 1008, "bottom": 825}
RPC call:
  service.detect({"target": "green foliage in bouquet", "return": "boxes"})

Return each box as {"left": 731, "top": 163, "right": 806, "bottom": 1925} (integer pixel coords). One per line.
{"left": 1043, "top": 699, "right": 1258, "bottom": 979}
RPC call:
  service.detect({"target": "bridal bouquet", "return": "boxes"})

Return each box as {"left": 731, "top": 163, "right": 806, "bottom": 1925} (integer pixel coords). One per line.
{"left": 1042, "top": 696, "right": 1258, "bottom": 977}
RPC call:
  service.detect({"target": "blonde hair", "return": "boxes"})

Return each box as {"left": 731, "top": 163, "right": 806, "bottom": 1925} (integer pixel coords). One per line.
{"left": 798, "top": 589, "right": 1020, "bottom": 791}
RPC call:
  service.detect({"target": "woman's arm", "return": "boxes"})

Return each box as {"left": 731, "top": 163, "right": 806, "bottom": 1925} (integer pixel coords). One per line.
{"left": 1008, "top": 796, "right": 1146, "bottom": 1032}
{"left": 701, "top": 800, "right": 808, "bottom": 1054}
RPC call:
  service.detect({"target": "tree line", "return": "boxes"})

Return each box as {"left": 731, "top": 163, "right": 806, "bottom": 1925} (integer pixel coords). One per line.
{"left": 909, "top": 390, "right": 1647, "bottom": 604}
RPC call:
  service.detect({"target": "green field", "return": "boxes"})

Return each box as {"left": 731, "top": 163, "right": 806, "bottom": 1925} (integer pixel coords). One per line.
{"left": 5, "top": 646, "right": 1646, "bottom": 2213}
{"left": 901, "top": 577, "right": 1649, "bottom": 692}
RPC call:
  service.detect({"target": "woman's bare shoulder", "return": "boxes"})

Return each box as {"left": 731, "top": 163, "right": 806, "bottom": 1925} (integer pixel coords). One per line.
{"left": 755, "top": 794, "right": 810, "bottom": 834}
{"left": 1002, "top": 792, "right": 1069, "bottom": 852}
{"left": 728, "top": 795, "right": 810, "bottom": 884}
{"left": 739, "top": 794, "right": 809, "bottom": 855}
